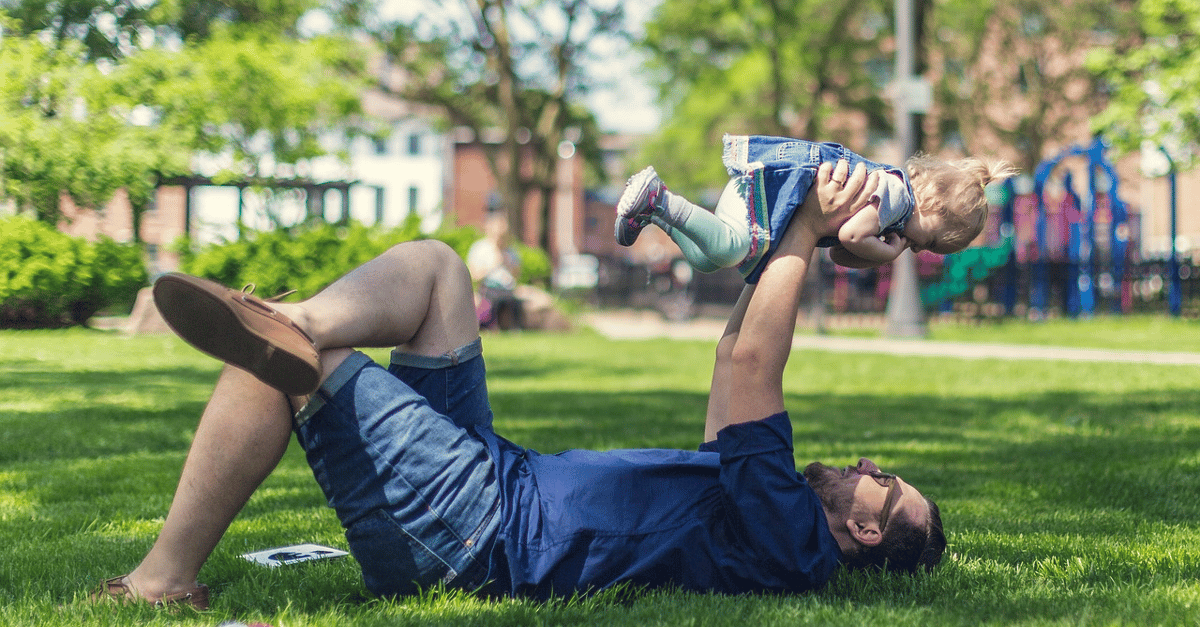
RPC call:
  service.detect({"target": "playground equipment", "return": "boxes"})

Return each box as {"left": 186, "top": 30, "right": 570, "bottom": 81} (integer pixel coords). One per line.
{"left": 1030, "top": 136, "right": 1131, "bottom": 318}
{"left": 922, "top": 136, "right": 1137, "bottom": 318}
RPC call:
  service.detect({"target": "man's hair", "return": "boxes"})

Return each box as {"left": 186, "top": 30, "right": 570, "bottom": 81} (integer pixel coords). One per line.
{"left": 841, "top": 496, "right": 946, "bottom": 573}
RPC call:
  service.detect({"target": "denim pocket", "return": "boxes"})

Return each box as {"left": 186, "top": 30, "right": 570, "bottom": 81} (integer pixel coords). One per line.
{"left": 346, "top": 510, "right": 458, "bottom": 597}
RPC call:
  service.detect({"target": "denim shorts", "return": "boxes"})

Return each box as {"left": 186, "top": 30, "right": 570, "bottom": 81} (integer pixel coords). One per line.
{"left": 292, "top": 338, "right": 501, "bottom": 597}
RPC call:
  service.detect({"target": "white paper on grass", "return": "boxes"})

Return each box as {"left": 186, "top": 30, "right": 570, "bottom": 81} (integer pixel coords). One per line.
{"left": 241, "top": 543, "right": 349, "bottom": 568}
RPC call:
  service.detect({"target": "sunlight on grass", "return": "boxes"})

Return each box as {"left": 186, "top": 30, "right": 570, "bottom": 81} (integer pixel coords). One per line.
{"left": 2, "top": 327, "right": 1199, "bottom": 626}
{"left": 0, "top": 471, "right": 36, "bottom": 520}
{"left": 926, "top": 314, "right": 1200, "bottom": 352}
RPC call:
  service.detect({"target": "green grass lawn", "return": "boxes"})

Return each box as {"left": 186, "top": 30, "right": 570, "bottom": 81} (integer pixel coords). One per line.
{"left": 925, "top": 314, "right": 1200, "bottom": 353}
{"left": 1, "top": 325, "right": 1198, "bottom": 626}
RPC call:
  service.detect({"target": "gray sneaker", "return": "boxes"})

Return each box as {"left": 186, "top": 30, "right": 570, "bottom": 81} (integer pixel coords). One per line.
{"left": 614, "top": 166, "right": 666, "bottom": 246}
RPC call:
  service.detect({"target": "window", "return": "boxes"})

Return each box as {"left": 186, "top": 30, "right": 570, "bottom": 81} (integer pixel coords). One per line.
{"left": 146, "top": 244, "right": 159, "bottom": 273}
{"left": 408, "top": 186, "right": 419, "bottom": 215}
{"left": 374, "top": 187, "right": 385, "bottom": 224}
{"left": 407, "top": 133, "right": 421, "bottom": 156}
{"left": 373, "top": 137, "right": 388, "bottom": 156}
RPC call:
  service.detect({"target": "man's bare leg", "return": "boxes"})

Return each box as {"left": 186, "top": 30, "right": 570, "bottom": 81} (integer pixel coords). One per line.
{"left": 117, "top": 364, "right": 308, "bottom": 601}
{"left": 278, "top": 239, "right": 480, "bottom": 358}
{"left": 114, "top": 239, "right": 479, "bottom": 602}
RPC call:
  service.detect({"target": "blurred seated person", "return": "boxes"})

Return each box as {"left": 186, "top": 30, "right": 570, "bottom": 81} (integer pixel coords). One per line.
{"left": 467, "top": 214, "right": 523, "bottom": 330}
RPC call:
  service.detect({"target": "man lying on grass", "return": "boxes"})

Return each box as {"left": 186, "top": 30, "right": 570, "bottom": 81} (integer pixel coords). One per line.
{"left": 91, "top": 161, "right": 943, "bottom": 609}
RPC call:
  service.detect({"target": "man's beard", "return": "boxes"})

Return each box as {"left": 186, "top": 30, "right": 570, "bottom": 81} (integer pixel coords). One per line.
{"left": 803, "top": 462, "right": 846, "bottom": 514}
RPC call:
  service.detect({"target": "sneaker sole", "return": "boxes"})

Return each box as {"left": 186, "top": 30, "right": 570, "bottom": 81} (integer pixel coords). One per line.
{"left": 153, "top": 274, "right": 320, "bottom": 396}
{"left": 614, "top": 167, "right": 661, "bottom": 246}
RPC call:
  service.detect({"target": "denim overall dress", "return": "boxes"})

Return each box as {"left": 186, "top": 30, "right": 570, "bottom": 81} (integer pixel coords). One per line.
{"left": 722, "top": 134, "right": 913, "bottom": 283}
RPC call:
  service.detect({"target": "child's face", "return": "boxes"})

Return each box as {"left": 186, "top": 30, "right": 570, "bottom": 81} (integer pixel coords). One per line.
{"left": 904, "top": 211, "right": 947, "bottom": 254}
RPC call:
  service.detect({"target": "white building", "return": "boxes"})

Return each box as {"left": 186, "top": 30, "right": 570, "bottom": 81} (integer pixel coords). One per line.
{"left": 187, "top": 110, "right": 449, "bottom": 244}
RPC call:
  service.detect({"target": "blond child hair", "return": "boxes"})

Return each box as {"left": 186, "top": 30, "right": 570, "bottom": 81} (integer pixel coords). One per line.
{"left": 906, "top": 154, "right": 1019, "bottom": 254}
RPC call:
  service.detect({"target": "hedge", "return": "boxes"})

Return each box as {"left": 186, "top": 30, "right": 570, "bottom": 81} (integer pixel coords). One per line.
{"left": 177, "top": 216, "right": 551, "bottom": 300}
{"left": 0, "top": 216, "right": 147, "bottom": 328}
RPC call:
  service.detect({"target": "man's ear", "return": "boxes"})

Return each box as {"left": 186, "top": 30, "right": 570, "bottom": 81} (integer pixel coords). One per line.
{"left": 845, "top": 518, "right": 884, "bottom": 547}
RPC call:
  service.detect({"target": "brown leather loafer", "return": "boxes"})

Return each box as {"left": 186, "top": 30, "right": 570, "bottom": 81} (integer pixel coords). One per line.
{"left": 91, "top": 575, "right": 210, "bottom": 610}
{"left": 153, "top": 273, "right": 321, "bottom": 396}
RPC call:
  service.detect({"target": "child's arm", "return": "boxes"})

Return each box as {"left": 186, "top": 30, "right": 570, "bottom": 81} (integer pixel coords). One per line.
{"left": 829, "top": 232, "right": 906, "bottom": 268}
{"left": 829, "top": 245, "right": 883, "bottom": 269}
{"left": 836, "top": 206, "right": 908, "bottom": 264}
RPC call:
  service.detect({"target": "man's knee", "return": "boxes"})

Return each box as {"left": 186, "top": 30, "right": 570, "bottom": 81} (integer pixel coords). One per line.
{"left": 385, "top": 238, "right": 457, "bottom": 262}
{"left": 386, "top": 240, "right": 470, "bottom": 285}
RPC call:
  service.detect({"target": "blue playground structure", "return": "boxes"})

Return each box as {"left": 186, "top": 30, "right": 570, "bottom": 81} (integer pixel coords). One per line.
{"left": 1030, "top": 136, "right": 1131, "bottom": 317}
{"left": 917, "top": 135, "right": 1193, "bottom": 318}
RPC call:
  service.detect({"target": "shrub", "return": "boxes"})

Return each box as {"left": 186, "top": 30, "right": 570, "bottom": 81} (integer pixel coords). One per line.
{"left": 177, "top": 216, "right": 519, "bottom": 299}
{"left": 0, "top": 216, "right": 147, "bottom": 328}
{"left": 515, "top": 243, "right": 552, "bottom": 285}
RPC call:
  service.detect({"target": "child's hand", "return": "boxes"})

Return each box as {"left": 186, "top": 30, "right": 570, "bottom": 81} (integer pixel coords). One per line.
{"left": 881, "top": 232, "right": 908, "bottom": 255}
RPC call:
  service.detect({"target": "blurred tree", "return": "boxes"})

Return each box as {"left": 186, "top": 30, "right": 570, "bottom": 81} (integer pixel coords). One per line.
{"left": 928, "top": 0, "right": 1137, "bottom": 172}
{"left": 0, "top": 16, "right": 364, "bottom": 237}
{"left": 1089, "top": 0, "right": 1200, "bottom": 166}
{"left": 106, "top": 29, "right": 364, "bottom": 178}
{"left": 637, "top": 0, "right": 893, "bottom": 195}
{"left": 101, "top": 28, "right": 366, "bottom": 233}
{"left": 638, "top": 0, "right": 1138, "bottom": 185}
{"left": 0, "top": 0, "right": 344, "bottom": 59}
{"left": 0, "top": 29, "right": 172, "bottom": 227}
{"left": 375, "top": 0, "right": 621, "bottom": 250}
{"left": 0, "top": 0, "right": 157, "bottom": 59}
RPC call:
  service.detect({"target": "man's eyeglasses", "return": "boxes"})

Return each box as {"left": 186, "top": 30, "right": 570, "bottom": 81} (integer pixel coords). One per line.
{"left": 866, "top": 471, "right": 901, "bottom": 533}
{"left": 855, "top": 459, "right": 902, "bottom": 533}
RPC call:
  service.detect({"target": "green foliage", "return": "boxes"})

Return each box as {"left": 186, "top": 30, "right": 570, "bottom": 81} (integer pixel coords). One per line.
{"left": 0, "top": 217, "right": 146, "bottom": 328}
{"left": 0, "top": 16, "right": 368, "bottom": 233}
{"left": 639, "top": 0, "right": 891, "bottom": 192}
{"left": 1089, "top": 0, "right": 1200, "bottom": 165}
{"left": 0, "top": 0, "right": 329, "bottom": 60}
{"left": 1, "top": 0, "right": 157, "bottom": 61}
{"left": 0, "top": 24, "right": 193, "bottom": 225}
{"left": 100, "top": 26, "right": 367, "bottom": 180}
{"left": 515, "top": 242, "right": 552, "bottom": 285}
{"left": 178, "top": 218, "right": 502, "bottom": 299}
{"left": 0, "top": 33, "right": 110, "bottom": 222}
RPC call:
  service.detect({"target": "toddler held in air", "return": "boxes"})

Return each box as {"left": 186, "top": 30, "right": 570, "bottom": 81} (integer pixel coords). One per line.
{"left": 616, "top": 134, "right": 1016, "bottom": 282}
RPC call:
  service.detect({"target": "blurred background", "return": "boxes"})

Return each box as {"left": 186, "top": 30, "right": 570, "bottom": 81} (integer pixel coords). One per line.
{"left": 2, "top": 0, "right": 1197, "bottom": 330}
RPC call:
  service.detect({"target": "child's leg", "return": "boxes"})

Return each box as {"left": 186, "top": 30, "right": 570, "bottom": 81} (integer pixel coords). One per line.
{"left": 652, "top": 217, "right": 722, "bottom": 273}
{"left": 658, "top": 179, "right": 751, "bottom": 270}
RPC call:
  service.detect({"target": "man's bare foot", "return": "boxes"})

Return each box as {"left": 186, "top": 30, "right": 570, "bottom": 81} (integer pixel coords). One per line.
{"left": 90, "top": 573, "right": 210, "bottom": 610}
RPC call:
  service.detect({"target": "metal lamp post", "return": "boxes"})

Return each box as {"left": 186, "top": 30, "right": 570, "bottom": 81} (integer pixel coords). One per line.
{"left": 885, "top": 0, "right": 929, "bottom": 338}
{"left": 1163, "top": 148, "right": 1181, "bottom": 317}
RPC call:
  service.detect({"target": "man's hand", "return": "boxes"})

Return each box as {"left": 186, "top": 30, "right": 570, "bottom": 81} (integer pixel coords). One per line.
{"left": 801, "top": 160, "right": 881, "bottom": 238}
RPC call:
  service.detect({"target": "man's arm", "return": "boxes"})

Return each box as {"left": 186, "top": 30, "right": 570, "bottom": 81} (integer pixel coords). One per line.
{"left": 704, "top": 284, "right": 753, "bottom": 442}
{"left": 704, "top": 160, "right": 879, "bottom": 439}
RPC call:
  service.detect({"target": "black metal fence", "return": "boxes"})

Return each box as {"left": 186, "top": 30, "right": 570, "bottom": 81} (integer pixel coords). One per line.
{"left": 588, "top": 253, "right": 1199, "bottom": 320}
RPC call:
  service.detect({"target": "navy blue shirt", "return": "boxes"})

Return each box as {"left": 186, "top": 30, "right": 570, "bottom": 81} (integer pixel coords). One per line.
{"left": 477, "top": 412, "right": 842, "bottom": 598}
